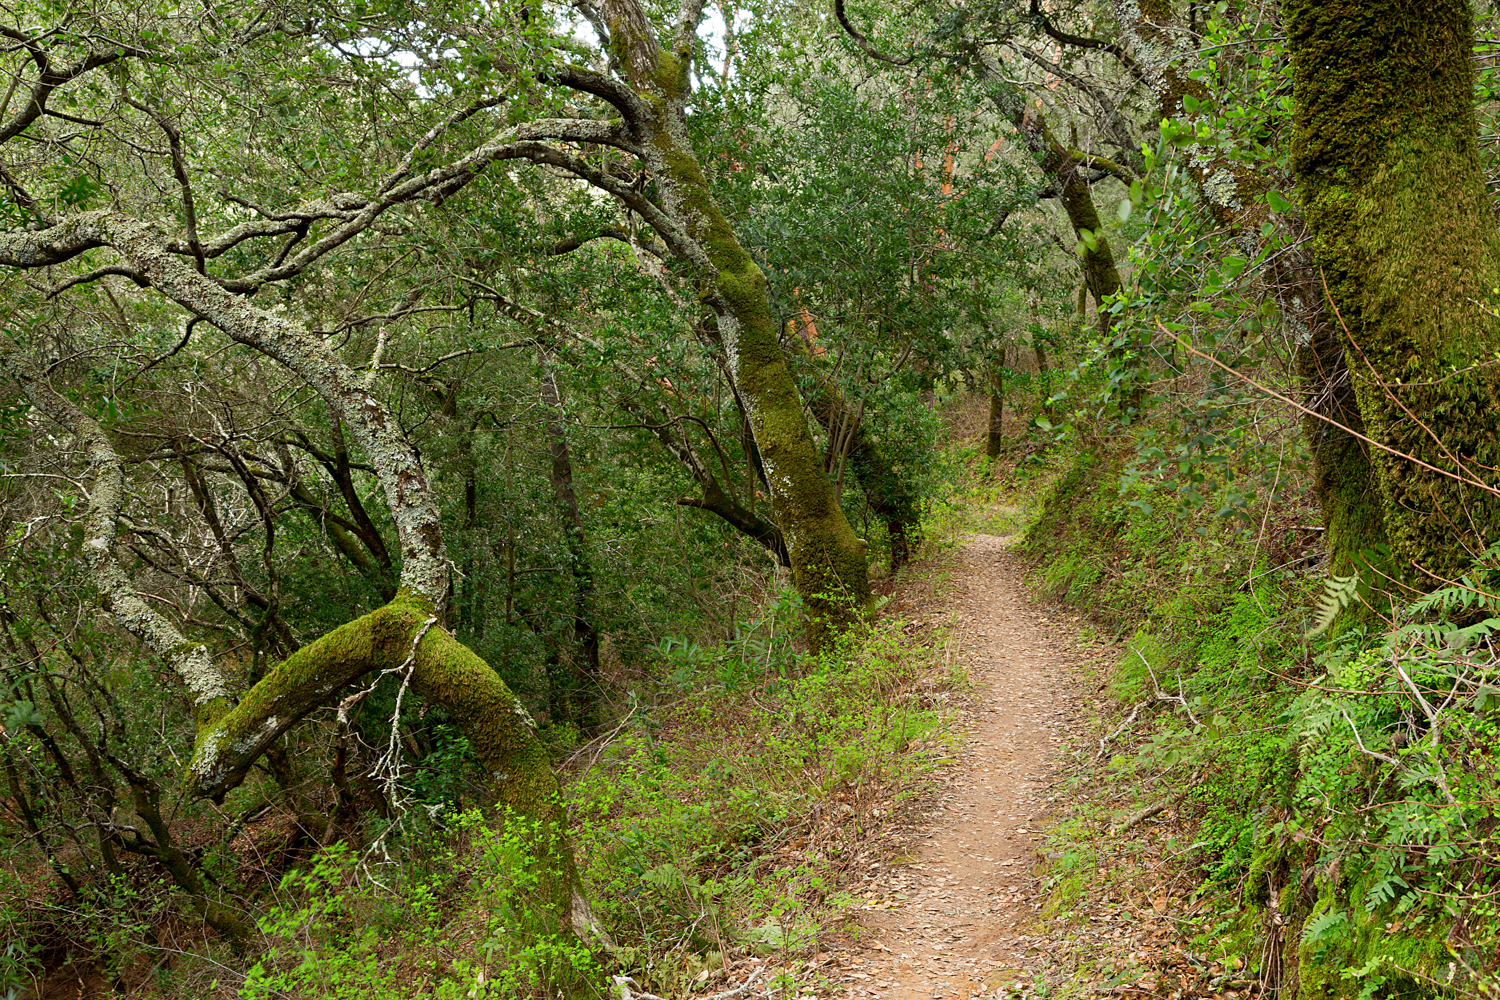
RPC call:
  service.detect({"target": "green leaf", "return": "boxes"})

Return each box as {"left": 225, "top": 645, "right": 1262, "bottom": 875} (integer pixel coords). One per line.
{"left": 1266, "top": 189, "right": 1293, "bottom": 213}
{"left": 1116, "top": 198, "right": 1132, "bottom": 224}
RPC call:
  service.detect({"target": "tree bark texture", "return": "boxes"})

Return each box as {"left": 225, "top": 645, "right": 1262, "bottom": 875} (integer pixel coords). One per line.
{"left": 986, "top": 365, "right": 1005, "bottom": 459}
{"left": 1286, "top": 0, "right": 1500, "bottom": 581}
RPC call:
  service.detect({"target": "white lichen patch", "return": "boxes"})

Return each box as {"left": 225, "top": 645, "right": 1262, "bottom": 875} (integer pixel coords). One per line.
{"left": 1202, "top": 168, "right": 1242, "bottom": 211}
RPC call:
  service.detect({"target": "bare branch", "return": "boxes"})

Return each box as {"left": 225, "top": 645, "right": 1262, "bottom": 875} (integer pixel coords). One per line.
{"left": 122, "top": 94, "right": 206, "bottom": 272}
{"left": 1025, "top": 0, "right": 1146, "bottom": 83}
{"left": 377, "top": 95, "right": 508, "bottom": 195}
{"left": 45, "top": 264, "right": 147, "bottom": 297}
{"left": 833, "top": 0, "right": 914, "bottom": 65}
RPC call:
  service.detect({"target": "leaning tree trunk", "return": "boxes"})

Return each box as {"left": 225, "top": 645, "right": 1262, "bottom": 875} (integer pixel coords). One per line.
{"left": 0, "top": 212, "right": 597, "bottom": 942}
{"left": 1286, "top": 0, "right": 1500, "bottom": 583}
{"left": 974, "top": 61, "right": 1135, "bottom": 411}
{"left": 0, "top": 347, "right": 251, "bottom": 943}
{"left": 599, "top": 0, "right": 873, "bottom": 646}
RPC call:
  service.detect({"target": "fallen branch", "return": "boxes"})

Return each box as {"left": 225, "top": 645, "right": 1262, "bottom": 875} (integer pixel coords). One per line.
{"left": 1097, "top": 699, "right": 1146, "bottom": 758}
{"left": 615, "top": 964, "right": 766, "bottom": 1000}
{"left": 1110, "top": 799, "right": 1168, "bottom": 835}
{"left": 1109, "top": 770, "right": 1200, "bottom": 836}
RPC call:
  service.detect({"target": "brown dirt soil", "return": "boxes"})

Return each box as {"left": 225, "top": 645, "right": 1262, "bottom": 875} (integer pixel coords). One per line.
{"left": 817, "top": 530, "right": 1099, "bottom": 999}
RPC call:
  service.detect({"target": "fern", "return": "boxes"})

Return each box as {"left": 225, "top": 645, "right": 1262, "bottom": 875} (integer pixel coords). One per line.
{"left": 1301, "top": 907, "right": 1349, "bottom": 947}
{"left": 1364, "top": 875, "right": 1410, "bottom": 913}
{"left": 1308, "top": 570, "right": 1360, "bottom": 637}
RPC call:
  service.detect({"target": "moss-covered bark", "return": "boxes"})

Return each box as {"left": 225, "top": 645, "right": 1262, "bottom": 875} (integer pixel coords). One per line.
{"left": 601, "top": 0, "right": 873, "bottom": 645}
{"left": 188, "top": 590, "right": 587, "bottom": 932}
{"left": 1296, "top": 330, "right": 1389, "bottom": 582}
{"left": 1108, "top": 0, "right": 1391, "bottom": 592}
{"left": 1287, "top": 0, "right": 1500, "bottom": 582}
{"left": 1036, "top": 125, "right": 1122, "bottom": 327}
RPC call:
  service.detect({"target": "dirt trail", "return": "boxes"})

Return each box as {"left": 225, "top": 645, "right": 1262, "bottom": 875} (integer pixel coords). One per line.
{"left": 830, "top": 532, "right": 1090, "bottom": 999}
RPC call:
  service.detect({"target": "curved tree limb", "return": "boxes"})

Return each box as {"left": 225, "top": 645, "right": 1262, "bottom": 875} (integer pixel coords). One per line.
{"left": 0, "top": 345, "right": 235, "bottom": 729}
{"left": 833, "top": 0, "right": 914, "bottom": 65}
{"left": 517, "top": 116, "right": 642, "bottom": 154}
{"left": 1026, "top": 0, "right": 1146, "bottom": 83}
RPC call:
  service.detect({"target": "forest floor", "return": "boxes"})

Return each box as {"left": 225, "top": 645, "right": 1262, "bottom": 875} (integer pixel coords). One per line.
{"left": 811, "top": 528, "right": 1115, "bottom": 1000}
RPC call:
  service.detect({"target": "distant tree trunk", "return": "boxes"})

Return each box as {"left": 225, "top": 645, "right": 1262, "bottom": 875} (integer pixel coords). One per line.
{"left": 538, "top": 358, "right": 601, "bottom": 727}
{"left": 986, "top": 364, "right": 1004, "bottom": 459}
{"left": 974, "top": 64, "right": 1134, "bottom": 410}
{"left": 996, "top": 97, "right": 1123, "bottom": 330}
{"left": 1286, "top": 0, "right": 1500, "bottom": 582}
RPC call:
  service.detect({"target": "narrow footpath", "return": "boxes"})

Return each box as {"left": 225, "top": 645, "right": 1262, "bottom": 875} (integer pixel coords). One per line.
{"left": 828, "top": 531, "right": 1095, "bottom": 999}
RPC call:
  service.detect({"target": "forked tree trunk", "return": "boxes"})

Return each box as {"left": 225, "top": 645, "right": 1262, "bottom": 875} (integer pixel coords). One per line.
{"left": 1286, "top": 0, "right": 1500, "bottom": 582}
{"left": 0, "top": 213, "right": 597, "bottom": 944}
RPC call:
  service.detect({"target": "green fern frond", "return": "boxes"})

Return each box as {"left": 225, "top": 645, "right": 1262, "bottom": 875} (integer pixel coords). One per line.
{"left": 1301, "top": 907, "right": 1349, "bottom": 945}
{"left": 1308, "top": 570, "right": 1360, "bottom": 637}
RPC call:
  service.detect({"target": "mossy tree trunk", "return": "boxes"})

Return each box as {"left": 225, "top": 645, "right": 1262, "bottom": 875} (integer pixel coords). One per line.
{"left": 1286, "top": 0, "right": 1500, "bottom": 583}
{"left": 971, "top": 58, "right": 1136, "bottom": 412}
{"left": 0, "top": 213, "right": 596, "bottom": 942}
{"left": 783, "top": 328, "right": 921, "bottom": 569}
{"left": 574, "top": 0, "right": 872, "bottom": 645}
{"left": 1106, "top": 0, "right": 1393, "bottom": 581}
{"left": 979, "top": 78, "right": 1124, "bottom": 328}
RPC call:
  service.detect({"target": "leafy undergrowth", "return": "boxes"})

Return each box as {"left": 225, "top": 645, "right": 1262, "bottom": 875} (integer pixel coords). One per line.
{"left": 122, "top": 528, "right": 977, "bottom": 1000}
{"left": 1021, "top": 441, "right": 1500, "bottom": 1000}
{"left": 565, "top": 598, "right": 966, "bottom": 998}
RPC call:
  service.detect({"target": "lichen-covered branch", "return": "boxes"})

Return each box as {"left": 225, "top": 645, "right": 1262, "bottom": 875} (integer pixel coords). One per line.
{"left": 0, "top": 345, "right": 234, "bottom": 728}
{"left": 0, "top": 212, "right": 455, "bottom": 609}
